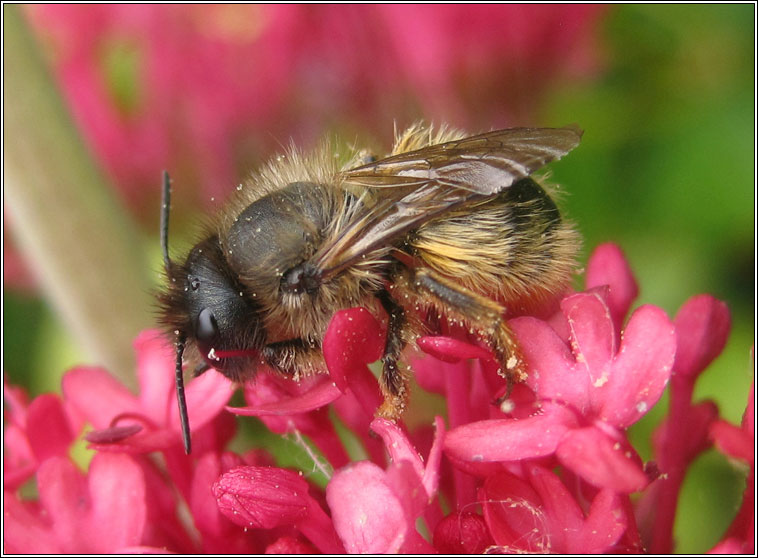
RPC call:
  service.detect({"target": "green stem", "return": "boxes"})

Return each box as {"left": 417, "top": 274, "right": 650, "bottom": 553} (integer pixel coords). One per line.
{"left": 3, "top": 5, "right": 153, "bottom": 390}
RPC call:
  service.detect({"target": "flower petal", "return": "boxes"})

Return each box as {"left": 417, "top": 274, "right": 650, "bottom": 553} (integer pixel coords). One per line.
{"left": 526, "top": 464, "right": 584, "bottom": 551}
{"left": 26, "top": 394, "right": 77, "bottom": 462}
{"left": 510, "top": 315, "right": 588, "bottom": 411}
{"left": 433, "top": 512, "right": 494, "bottom": 554}
{"left": 62, "top": 366, "right": 141, "bottom": 428}
{"left": 672, "top": 294, "right": 730, "bottom": 378}
{"left": 231, "top": 375, "right": 341, "bottom": 416}
{"left": 600, "top": 304, "right": 675, "bottom": 428}
{"left": 422, "top": 416, "right": 446, "bottom": 499}
{"left": 371, "top": 418, "right": 424, "bottom": 480}
{"left": 710, "top": 419, "right": 753, "bottom": 463}
{"left": 265, "top": 536, "right": 318, "bottom": 554}
{"left": 445, "top": 402, "right": 577, "bottom": 462}
{"left": 3, "top": 490, "right": 61, "bottom": 553}
{"left": 322, "top": 307, "right": 384, "bottom": 391}
{"left": 326, "top": 461, "right": 409, "bottom": 554}
{"left": 189, "top": 452, "right": 242, "bottom": 539}
{"left": 561, "top": 292, "right": 616, "bottom": 401}
{"left": 169, "top": 368, "right": 234, "bottom": 433}
{"left": 575, "top": 489, "right": 627, "bottom": 553}
{"left": 85, "top": 453, "right": 147, "bottom": 552}
{"left": 410, "top": 353, "right": 448, "bottom": 395}
{"left": 481, "top": 470, "right": 545, "bottom": 551}
{"left": 35, "top": 453, "right": 147, "bottom": 552}
{"left": 322, "top": 307, "right": 384, "bottom": 414}
{"left": 135, "top": 330, "right": 176, "bottom": 424}
{"left": 213, "top": 466, "right": 309, "bottom": 529}
{"left": 654, "top": 400, "right": 718, "bottom": 466}
{"left": 36, "top": 457, "right": 87, "bottom": 551}
{"left": 416, "top": 336, "right": 494, "bottom": 363}
{"left": 585, "top": 243, "right": 638, "bottom": 331}
{"left": 556, "top": 425, "right": 648, "bottom": 492}
{"left": 237, "top": 375, "right": 350, "bottom": 467}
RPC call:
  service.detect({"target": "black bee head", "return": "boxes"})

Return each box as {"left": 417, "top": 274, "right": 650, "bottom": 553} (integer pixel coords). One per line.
{"left": 160, "top": 235, "right": 265, "bottom": 378}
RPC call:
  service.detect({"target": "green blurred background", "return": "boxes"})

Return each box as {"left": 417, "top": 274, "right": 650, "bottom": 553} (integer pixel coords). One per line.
{"left": 3, "top": 5, "right": 754, "bottom": 553}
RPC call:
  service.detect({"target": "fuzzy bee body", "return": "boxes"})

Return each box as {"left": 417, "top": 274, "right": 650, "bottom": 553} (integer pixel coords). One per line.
{"left": 160, "top": 123, "right": 582, "bottom": 452}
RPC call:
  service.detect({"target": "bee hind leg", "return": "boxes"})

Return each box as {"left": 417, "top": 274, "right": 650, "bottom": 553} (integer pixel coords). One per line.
{"left": 375, "top": 290, "right": 411, "bottom": 421}
{"left": 409, "top": 268, "right": 527, "bottom": 391}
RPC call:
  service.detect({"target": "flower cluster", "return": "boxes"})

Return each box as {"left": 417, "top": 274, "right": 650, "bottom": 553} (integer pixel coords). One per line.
{"left": 3, "top": 244, "right": 752, "bottom": 553}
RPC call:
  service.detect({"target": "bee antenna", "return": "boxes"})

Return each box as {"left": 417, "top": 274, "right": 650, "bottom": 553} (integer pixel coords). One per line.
{"left": 174, "top": 333, "right": 192, "bottom": 454}
{"left": 161, "top": 170, "right": 172, "bottom": 273}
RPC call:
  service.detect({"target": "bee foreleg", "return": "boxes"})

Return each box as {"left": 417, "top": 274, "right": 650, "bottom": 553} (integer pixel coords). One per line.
{"left": 376, "top": 290, "right": 411, "bottom": 421}
{"left": 261, "top": 338, "right": 323, "bottom": 380}
{"left": 410, "top": 268, "right": 526, "bottom": 388}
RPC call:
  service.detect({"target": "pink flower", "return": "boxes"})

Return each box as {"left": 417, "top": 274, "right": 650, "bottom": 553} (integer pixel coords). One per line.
{"left": 64, "top": 329, "right": 234, "bottom": 455}
{"left": 214, "top": 465, "right": 344, "bottom": 553}
{"left": 709, "top": 382, "right": 754, "bottom": 554}
{"left": 4, "top": 242, "right": 749, "bottom": 553}
{"left": 445, "top": 289, "right": 676, "bottom": 492}
{"left": 4, "top": 453, "right": 148, "bottom": 553}
{"left": 325, "top": 417, "right": 445, "bottom": 554}
{"left": 479, "top": 464, "right": 639, "bottom": 553}
{"left": 3, "top": 383, "right": 80, "bottom": 490}
{"left": 637, "top": 294, "right": 731, "bottom": 553}
{"left": 190, "top": 450, "right": 277, "bottom": 554}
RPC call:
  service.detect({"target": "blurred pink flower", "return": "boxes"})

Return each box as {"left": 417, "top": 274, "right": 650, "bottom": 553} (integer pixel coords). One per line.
{"left": 24, "top": 5, "right": 607, "bottom": 217}
{"left": 4, "top": 453, "right": 148, "bottom": 553}
{"left": 3, "top": 383, "right": 79, "bottom": 490}
{"left": 65, "top": 329, "right": 234, "bottom": 455}
{"left": 709, "top": 382, "right": 754, "bottom": 554}
{"left": 637, "top": 294, "right": 731, "bottom": 553}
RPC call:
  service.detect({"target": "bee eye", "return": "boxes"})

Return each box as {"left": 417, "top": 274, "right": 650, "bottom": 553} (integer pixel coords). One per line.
{"left": 196, "top": 307, "right": 219, "bottom": 342}
{"left": 190, "top": 278, "right": 200, "bottom": 291}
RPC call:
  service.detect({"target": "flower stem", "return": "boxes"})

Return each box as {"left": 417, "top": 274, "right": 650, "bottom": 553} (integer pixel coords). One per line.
{"left": 3, "top": 5, "right": 153, "bottom": 389}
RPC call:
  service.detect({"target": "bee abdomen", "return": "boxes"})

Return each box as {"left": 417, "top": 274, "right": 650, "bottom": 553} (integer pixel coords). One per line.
{"left": 410, "top": 178, "right": 580, "bottom": 316}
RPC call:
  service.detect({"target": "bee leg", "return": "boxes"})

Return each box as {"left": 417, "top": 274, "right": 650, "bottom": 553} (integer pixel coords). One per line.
{"left": 193, "top": 362, "right": 211, "bottom": 377}
{"left": 410, "top": 268, "right": 527, "bottom": 387}
{"left": 261, "top": 338, "right": 323, "bottom": 379}
{"left": 376, "top": 290, "right": 410, "bottom": 421}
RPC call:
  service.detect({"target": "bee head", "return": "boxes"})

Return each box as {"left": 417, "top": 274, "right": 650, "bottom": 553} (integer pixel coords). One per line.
{"left": 158, "top": 172, "right": 263, "bottom": 454}
{"left": 160, "top": 235, "right": 265, "bottom": 378}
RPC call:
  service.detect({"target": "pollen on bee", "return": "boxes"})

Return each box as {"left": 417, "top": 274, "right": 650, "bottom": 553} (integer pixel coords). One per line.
{"left": 506, "top": 355, "right": 519, "bottom": 369}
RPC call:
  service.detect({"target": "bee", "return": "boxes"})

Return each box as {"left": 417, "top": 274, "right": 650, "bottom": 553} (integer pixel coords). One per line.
{"left": 159, "top": 123, "right": 583, "bottom": 453}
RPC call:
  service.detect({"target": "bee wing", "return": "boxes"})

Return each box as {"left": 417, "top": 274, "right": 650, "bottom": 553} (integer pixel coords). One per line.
{"left": 342, "top": 125, "right": 583, "bottom": 194}
{"left": 313, "top": 125, "right": 582, "bottom": 278}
